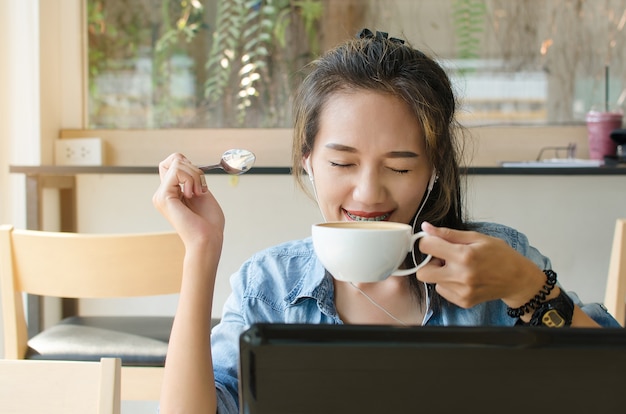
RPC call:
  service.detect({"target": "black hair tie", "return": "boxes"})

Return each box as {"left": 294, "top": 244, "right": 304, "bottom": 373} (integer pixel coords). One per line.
{"left": 356, "top": 28, "right": 405, "bottom": 45}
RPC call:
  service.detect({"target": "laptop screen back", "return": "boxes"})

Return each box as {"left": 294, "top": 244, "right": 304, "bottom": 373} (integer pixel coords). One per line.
{"left": 238, "top": 323, "right": 626, "bottom": 414}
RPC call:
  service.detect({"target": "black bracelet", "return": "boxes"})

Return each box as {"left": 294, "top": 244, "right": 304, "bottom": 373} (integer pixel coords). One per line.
{"left": 506, "top": 269, "right": 557, "bottom": 318}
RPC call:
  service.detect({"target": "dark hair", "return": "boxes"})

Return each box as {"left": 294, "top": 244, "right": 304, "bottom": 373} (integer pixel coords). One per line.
{"left": 292, "top": 30, "right": 466, "bottom": 231}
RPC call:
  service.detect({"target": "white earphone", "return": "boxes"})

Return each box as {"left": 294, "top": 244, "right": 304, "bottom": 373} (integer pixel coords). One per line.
{"left": 411, "top": 168, "right": 438, "bottom": 230}
{"left": 305, "top": 157, "right": 326, "bottom": 221}
{"left": 305, "top": 157, "right": 314, "bottom": 182}
{"left": 410, "top": 168, "right": 438, "bottom": 272}
{"left": 427, "top": 168, "right": 438, "bottom": 192}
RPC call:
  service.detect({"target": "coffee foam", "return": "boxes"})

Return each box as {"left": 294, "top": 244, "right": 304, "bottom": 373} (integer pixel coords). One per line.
{"left": 317, "top": 221, "right": 407, "bottom": 230}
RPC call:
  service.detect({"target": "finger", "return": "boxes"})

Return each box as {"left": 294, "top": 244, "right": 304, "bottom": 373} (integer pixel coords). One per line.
{"left": 187, "top": 167, "right": 208, "bottom": 196}
{"left": 415, "top": 258, "right": 447, "bottom": 284}
{"left": 199, "top": 173, "right": 208, "bottom": 193}
{"left": 433, "top": 283, "right": 475, "bottom": 309}
{"left": 158, "top": 153, "right": 190, "bottom": 179}
{"left": 421, "top": 221, "right": 479, "bottom": 245}
{"left": 165, "top": 158, "right": 208, "bottom": 198}
{"left": 415, "top": 229, "right": 461, "bottom": 264}
{"left": 416, "top": 263, "right": 480, "bottom": 309}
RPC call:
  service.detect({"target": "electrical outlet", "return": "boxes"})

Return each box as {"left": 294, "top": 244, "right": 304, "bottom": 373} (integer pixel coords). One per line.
{"left": 55, "top": 138, "right": 103, "bottom": 166}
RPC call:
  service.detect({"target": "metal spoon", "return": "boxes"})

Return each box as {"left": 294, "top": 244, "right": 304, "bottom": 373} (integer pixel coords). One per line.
{"left": 199, "top": 149, "right": 256, "bottom": 175}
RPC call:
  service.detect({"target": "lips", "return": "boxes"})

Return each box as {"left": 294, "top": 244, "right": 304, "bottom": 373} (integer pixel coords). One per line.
{"left": 343, "top": 209, "right": 391, "bottom": 221}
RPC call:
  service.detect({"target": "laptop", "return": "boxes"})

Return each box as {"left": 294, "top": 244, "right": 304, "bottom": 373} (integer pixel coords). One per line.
{"left": 238, "top": 323, "right": 626, "bottom": 414}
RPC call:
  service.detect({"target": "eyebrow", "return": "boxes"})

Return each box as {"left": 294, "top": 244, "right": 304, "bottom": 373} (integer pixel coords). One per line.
{"left": 324, "top": 143, "right": 419, "bottom": 158}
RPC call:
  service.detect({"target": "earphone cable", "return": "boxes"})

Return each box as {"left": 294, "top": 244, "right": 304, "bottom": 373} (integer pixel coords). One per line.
{"left": 349, "top": 282, "right": 409, "bottom": 326}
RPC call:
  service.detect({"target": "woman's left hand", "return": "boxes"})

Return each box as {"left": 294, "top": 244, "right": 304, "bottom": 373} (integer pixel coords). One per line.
{"left": 415, "top": 222, "right": 547, "bottom": 309}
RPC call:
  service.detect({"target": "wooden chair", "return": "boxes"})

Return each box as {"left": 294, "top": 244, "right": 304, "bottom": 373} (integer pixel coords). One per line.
{"left": 0, "top": 357, "right": 121, "bottom": 414}
{"left": 0, "top": 224, "right": 185, "bottom": 401}
{"left": 604, "top": 219, "right": 626, "bottom": 327}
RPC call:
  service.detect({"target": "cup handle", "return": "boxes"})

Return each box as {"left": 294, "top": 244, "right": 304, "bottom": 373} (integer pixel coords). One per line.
{"left": 391, "top": 231, "right": 432, "bottom": 276}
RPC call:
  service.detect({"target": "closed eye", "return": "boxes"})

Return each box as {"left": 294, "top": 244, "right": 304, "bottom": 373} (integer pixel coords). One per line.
{"left": 329, "top": 161, "right": 354, "bottom": 168}
{"left": 330, "top": 162, "right": 410, "bottom": 174}
{"left": 390, "top": 168, "right": 410, "bottom": 175}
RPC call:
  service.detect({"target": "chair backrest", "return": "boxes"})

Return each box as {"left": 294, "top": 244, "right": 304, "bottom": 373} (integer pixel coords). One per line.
{"left": 604, "top": 219, "right": 626, "bottom": 327}
{"left": 0, "top": 224, "right": 184, "bottom": 358}
{"left": 0, "top": 357, "right": 121, "bottom": 414}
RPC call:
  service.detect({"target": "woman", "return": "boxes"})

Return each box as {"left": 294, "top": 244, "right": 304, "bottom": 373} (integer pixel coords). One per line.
{"left": 153, "top": 29, "right": 619, "bottom": 413}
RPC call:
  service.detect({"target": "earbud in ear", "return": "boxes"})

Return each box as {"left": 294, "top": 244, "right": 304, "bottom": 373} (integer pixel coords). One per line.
{"left": 305, "top": 158, "right": 314, "bottom": 182}
{"left": 428, "top": 169, "right": 438, "bottom": 191}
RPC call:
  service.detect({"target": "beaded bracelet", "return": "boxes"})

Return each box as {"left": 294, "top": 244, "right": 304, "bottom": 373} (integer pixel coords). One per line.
{"left": 506, "top": 269, "right": 557, "bottom": 318}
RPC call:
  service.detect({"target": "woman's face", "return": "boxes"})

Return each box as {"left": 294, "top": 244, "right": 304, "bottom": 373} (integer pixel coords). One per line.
{"left": 307, "top": 90, "right": 433, "bottom": 224}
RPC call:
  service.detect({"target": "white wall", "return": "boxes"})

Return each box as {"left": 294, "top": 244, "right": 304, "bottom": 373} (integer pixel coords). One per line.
{"left": 75, "top": 172, "right": 625, "bottom": 320}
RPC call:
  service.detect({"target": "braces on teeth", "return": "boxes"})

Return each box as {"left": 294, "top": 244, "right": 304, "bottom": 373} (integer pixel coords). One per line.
{"left": 346, "top": 211, "right": 389, "bottom": 221}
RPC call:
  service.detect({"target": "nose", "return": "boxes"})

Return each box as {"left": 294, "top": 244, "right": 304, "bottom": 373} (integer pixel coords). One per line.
{"left": 352, "top": 167, "right": 387, "bottom": 205}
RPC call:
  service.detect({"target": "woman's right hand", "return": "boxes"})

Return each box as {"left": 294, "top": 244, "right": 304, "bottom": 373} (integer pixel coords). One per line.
{"left": 154, "top": 153, "right": 223, "bottom": 412}
{"left": 152, "top": 152, "right": 225, "bottom": 247}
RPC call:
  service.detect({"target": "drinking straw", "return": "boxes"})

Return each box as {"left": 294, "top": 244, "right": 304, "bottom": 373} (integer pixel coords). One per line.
{"left": 606, "top": 65, "right": 609, "bottom": 112}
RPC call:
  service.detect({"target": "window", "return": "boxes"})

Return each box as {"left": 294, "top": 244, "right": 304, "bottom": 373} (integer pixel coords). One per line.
{"left": 87, "top": 0, "right": 321, "bottom": 128}
{"left": 87, "top": 0, "right": 626, "bottom": 129}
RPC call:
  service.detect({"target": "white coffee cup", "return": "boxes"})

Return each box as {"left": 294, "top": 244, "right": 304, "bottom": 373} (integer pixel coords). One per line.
{"left": 311, "top": 221, "right": 432, "bottom": 283}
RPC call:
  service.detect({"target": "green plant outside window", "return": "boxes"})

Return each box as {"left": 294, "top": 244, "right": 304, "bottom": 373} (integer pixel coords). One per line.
{"left": 87, "top": 0, "right": 626, "bottom": 129}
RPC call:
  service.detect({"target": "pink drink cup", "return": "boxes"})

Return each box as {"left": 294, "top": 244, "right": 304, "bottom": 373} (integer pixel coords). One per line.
{"left": 586, "top": 111, "right": 623, "bottom": 160}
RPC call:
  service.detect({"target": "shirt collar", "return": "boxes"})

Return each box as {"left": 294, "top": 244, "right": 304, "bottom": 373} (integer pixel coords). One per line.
{"left": 283, "top": 253, "right": 329, "bottom": 306}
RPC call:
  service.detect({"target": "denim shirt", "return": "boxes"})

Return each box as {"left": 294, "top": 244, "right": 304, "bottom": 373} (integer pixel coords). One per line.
{"left": 211, "top": 222, "right": 619, "bottom": 413}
